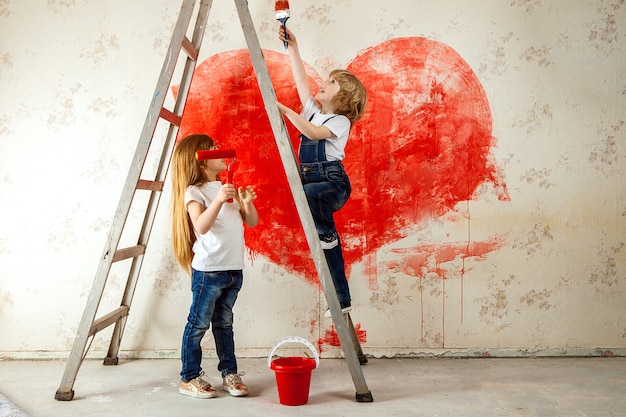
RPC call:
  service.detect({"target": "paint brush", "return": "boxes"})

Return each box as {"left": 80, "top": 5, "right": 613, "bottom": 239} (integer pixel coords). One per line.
{"left": 275, "top": 0, "right": 290, "bottom": 49}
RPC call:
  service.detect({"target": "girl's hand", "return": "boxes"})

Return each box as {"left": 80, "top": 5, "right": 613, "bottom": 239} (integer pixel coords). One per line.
{"left": 218, "top": 183, "right": 237, "bottom": 203}
{"left": 238, "top": 185, "right": 257, "bottom": 205}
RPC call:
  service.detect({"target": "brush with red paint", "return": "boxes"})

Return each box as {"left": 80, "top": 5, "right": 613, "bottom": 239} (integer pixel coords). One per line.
{"left": 196, "top": 149, "right": 237, "bottom": 202}
{"left": 275, "top": 0, "right": 290, "bottom": 49}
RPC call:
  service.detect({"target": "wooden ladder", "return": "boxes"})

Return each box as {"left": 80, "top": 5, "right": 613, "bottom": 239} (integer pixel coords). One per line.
{"left": 55, "top": 0, "right": 372, "bottom": 403}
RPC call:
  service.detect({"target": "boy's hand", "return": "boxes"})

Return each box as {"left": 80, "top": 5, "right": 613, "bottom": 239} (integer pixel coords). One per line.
{"left": 278, "top": 26, "right": 296, "bottom": 46}
{"left": 238, "top": 186, "right": 257, "bottom": 204}
{"left": 277, "top": 101, "right": 289, "bottom": 115}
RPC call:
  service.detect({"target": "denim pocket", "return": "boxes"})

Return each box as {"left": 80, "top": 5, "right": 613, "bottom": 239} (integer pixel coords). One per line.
{"left": 325, "top": 164, "right": 345, "bottom": 182}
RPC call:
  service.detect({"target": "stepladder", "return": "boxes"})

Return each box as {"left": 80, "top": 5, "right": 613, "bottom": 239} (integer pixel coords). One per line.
{"left": 55, "top": 0, "right": 372, "bottom": 403}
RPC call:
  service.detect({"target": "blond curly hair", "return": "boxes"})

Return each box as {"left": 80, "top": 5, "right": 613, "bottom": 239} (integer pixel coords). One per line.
{"left": 329, "top": 69, "right": 368, "bottom": 123}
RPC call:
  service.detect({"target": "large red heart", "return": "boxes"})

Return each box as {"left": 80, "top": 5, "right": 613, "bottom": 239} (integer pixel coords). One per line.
{"left": 176, "top": 37, "right": 506, "bottom": 286}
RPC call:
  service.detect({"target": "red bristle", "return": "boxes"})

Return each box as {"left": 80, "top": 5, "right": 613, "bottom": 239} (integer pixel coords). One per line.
{"left": 275, "top": 0, "right": 289, "bottom": 11}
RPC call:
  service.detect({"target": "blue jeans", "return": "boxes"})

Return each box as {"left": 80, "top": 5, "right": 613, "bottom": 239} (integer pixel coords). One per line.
{"left": 300, "top": 161, "right": 352, "bottom": 308}
{"left": 180, "top": 269, "right": 243, "bottom": 381}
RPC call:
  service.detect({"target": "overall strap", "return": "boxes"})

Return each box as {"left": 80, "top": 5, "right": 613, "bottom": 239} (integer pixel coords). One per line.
{"left": 300, "top": 114, "right": 338, "bottom": 162}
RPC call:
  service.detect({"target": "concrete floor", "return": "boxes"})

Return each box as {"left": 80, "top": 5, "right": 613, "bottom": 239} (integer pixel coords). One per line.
{"left": 0, "top": 357, "right": 625, "bottom": 417}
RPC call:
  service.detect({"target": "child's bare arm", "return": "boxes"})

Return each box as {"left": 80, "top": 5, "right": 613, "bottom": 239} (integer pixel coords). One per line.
{"left": 279, "top": 27, "right": 311, "bottom": 106}
{"left": 277, "top": 102, "right": 334, "bottom": 140}
{"left": 187, "top": 185, "right": 235, "bottom": 234}
{"left": 238, "top": 186, "right": 259, "bottom": 227}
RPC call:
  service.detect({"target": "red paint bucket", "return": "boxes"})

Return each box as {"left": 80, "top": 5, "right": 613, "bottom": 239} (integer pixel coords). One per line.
{"left": 268, "top": 337, "right": 319, "bottom": 406}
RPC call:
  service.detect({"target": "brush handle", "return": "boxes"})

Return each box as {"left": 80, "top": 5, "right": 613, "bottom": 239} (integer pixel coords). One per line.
{"left": 226, "top": 168, "right": 234, "bottom": 203}
{"left": 278, "top": 18, "right": 289, "bottom": 49}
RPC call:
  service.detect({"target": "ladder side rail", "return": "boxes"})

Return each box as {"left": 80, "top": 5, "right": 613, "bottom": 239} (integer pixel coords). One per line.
{"left": 346, "top": 313, "right": 368, "bottom": 364}
{"left": 143, "top": 0, "right": 213, "bottom": 204}
{"left": 55, "top": 0, "right": 200, "bottom": 401}
{"left": 103, "top": 0, "right": 214, "bottom": 364}
{"left": 233, "top": 0, "right": 372, "bottom": 402}
{"left": 189, "top": 0, "right": 213, "bottom": 52}
{"left": 165, "top": 0, "right": 213, "bottom": 126}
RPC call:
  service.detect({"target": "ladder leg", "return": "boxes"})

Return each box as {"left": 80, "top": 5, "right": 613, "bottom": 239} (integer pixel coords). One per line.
{"left": 54, "top": 261, "right": 110, "bottom": 401}
{"left": 233, "top": 0, "right": 373, "bottom": 403}
{"left": 346, "top": 313, "right": 368, "bottom": 365}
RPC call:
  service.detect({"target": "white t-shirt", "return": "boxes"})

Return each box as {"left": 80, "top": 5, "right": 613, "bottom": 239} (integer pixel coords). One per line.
{"left": 300, "top": 97, "right": 351, "bottom": 161}
{"left": 185, "top": 182, "right": 244, "bottom": 271}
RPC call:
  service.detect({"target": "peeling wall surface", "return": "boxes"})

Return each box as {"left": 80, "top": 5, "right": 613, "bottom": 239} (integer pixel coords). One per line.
{"left": 0, "top": 0, "right": 625, "bottom": 359}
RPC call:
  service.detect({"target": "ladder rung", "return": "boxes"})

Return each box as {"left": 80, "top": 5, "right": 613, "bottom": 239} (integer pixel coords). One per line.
{"left": 89, "top": 306, "right": 129, "bottom": 337}
{"left": 159, "top": 107, "right": 182, "bottom": 126}
{"left": 137, "top": 179, "right": 164, "bottom": 191}
{"left": 181, "top": 36, "right": 198, "bottom": 61}
{"left": 112, "top": 245, "right": 146, "bottom": 262}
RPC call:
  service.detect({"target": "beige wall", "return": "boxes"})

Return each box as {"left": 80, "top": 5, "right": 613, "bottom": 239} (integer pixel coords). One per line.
{"left": 0, "top": 0, "right": 624, "bottom": 359}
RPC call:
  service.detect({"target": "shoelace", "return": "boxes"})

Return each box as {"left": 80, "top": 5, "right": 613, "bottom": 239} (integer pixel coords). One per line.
{"left": 191, "top": 371, "right": 211, "bottom": 389}
{"left": 225, "top": 371, "right": 245, "bottom": 385}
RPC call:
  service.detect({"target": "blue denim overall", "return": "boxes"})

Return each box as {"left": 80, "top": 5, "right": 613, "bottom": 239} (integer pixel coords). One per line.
{"left": 299, "top": 116, "right": 352, "bottom": 308}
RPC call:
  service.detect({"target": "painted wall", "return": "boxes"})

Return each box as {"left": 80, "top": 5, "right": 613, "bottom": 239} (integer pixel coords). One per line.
{"left": 0, "top": 0, "right": 624, "bottom": 359}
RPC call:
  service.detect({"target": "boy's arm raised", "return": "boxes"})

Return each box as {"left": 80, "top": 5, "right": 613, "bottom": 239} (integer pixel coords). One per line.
{"left": 282, "top": 28, "right": 312, "bottom": 106}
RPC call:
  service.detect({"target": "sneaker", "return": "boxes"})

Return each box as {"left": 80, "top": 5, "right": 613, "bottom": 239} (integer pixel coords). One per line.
{"left": 324, "top": 305, "right": 352, "bottom": 318}
{"left": 223, "top": 372, "right": 248, "bottom": 397}
{"left": 320, "top": 238, "right": 339, "bottom": 249}
{"left": 179, "top": 371, "right": 218, "bottom": 399}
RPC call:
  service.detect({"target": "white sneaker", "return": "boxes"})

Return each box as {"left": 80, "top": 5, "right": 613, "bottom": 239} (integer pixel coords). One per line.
{"left": 320, "top": 238, "right": 338, "bottom": 250}
{"left": 324, "top": 306, "right": 352, "bottom": 318}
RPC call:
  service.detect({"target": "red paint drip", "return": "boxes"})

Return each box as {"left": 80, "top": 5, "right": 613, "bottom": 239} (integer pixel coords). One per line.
{"left": 363, "top": 252, "right": 378, "bottom": 291}
{"left": 386, "top": 235, "right": 506, "bottom": 344}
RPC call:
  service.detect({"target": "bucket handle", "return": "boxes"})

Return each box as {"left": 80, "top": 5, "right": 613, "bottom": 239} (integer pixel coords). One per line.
{"left": 267, "top": 336, "right": 320, "bottom": 369}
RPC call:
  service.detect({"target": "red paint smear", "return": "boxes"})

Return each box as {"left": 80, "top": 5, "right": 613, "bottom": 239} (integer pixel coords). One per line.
{"left": 175, "top": 38, "right": 509, "bottom": 287}
{"left": 386, "top": 235, "right": 507, "bottom": 279}
{"left": 318, "top": 324, "right": 367, "bottom": 350}
{"left": 341, "top": 37, "right": 508, "bottom": 272}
